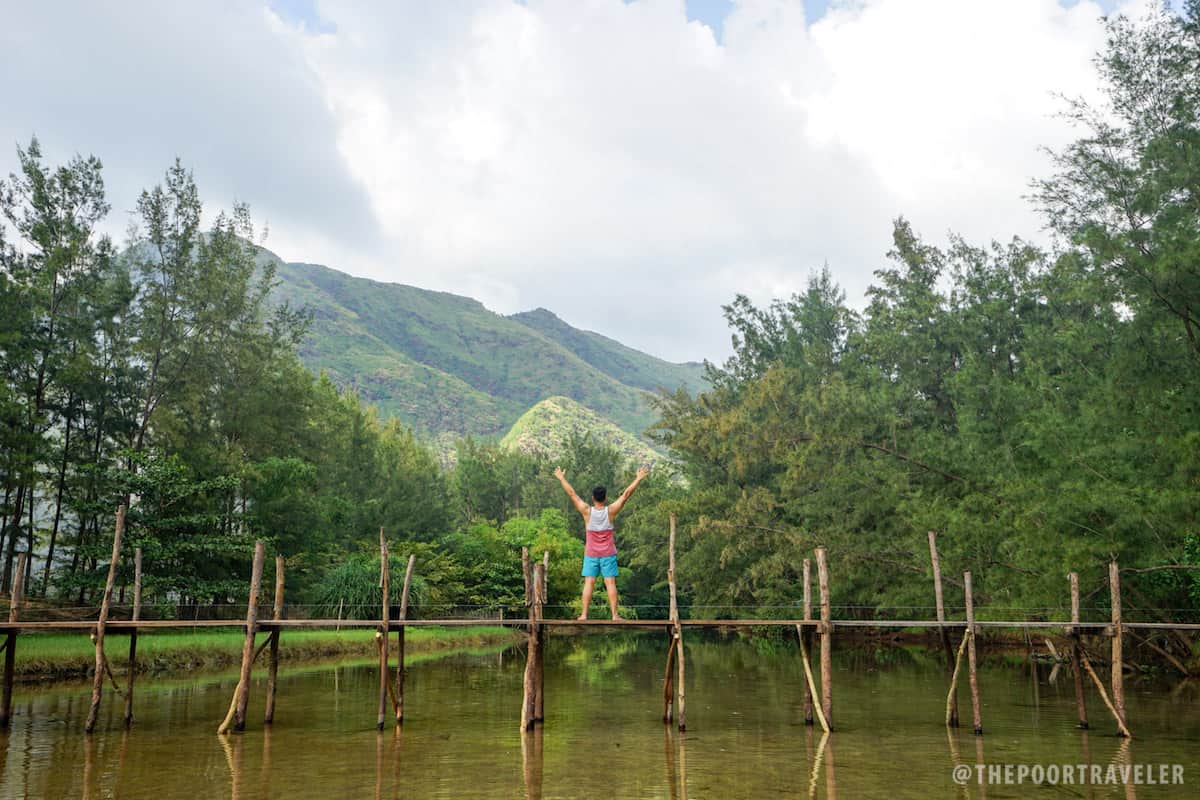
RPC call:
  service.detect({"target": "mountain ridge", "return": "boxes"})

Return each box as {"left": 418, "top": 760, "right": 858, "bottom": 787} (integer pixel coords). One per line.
{"left": 264, "top": 249, "right": 706, "bottom": 444}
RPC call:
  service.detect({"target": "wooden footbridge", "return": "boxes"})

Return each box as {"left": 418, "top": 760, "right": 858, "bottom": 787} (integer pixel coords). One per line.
{"left": 1, "top": 510, "right": 1196, "bottom": 740}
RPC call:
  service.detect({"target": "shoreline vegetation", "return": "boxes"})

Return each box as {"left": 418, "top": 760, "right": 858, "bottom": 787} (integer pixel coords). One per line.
{"left": 12, "top": 625, "right": 521, "bottom": 684}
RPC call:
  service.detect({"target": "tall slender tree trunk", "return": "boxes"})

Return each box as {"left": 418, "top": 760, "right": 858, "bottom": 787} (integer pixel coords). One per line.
{"left": 43, "top": 407, "right": 74, "bottom": 595}
{"left": 3, "top": 483, "right": 26, "bottom": 593}
{"left": 0, "top": 485, "right": 11, "bottom": 573}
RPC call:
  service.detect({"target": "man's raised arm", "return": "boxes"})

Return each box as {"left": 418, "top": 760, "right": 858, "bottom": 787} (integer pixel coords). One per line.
{"left": 608, "top": 465, "right": 650, "bottom": 518}
{"left": 555, "top": 467, "right": 590, "bottom": 517}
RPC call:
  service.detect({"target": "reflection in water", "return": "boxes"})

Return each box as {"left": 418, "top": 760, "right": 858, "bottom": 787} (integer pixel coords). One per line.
{"left": 219, "top": 732, "right": 244, "bottom": 800}
{"left": 807, "top": 731, "right": 836, "bottom": 800}
{"left": 522, "top": 727, "right": 543, "bottom": 800}
{"left": 677, "top": 731, "right": 688, "bottom": 800}
{"left": 261, "top": 726, "right": 273, "bottom": 797}
{"left": 973, "top": 734, "right": 987, "bottom": 800}
{"left": 81, "top": 732, "right": 97, "bottom": 800}
{"left": 2, "top": 638, "right": 1198, "bottom": 799}
{"left": 1115, "top": 737, "right": 1137, "bottom": 800}
{"left": 663, "top": 725, "right": 677, "bottom": 800}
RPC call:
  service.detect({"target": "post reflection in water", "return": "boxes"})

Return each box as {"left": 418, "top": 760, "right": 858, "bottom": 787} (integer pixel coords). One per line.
{"left": 1115, "top": 737, "right": 1137, "bottom": 800}
{"left": 522, "top": 727, "right": 544, "bottom": 800}
{"left": 663, "top": 725, "right": 677, "bottom": 800}
{"left": 261, "top": 726, "right": 273, "bottom": 797}
{"left": 807, "top": 731, "right": 835, "bottom": 800}
{"left": 973, "top": 733, "right": 987, "bottom": 800}
{"left": 81, "top": 732, "right": 96, "bottom": 800}
{"left": 677, "top": 731, "right": 688, "bottom": 800}
{"left": 219, "top": 732, "right": 244, "bottom": 800}
{"left": 1081, "top": 729, "right": 1096, "bottom": 800}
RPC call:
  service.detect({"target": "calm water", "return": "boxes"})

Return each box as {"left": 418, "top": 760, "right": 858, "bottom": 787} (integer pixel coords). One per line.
{"left": 1, "top": 634, "right": 1197, "bottom": 799}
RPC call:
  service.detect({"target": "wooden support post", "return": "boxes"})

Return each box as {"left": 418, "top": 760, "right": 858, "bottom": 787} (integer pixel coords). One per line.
{"left": 1, "top": 552, "right": 27, "bottom": 729}
{"left": 1067, "top": 572, "right": 1088, "bottom": 729}
{"left": 264, "top": 555, "right": 284, "bottom": 725}
{"left": 1109, "top": 561, "right": 1128, "bottom": 737}
{"left": 675, "top": 614, "right": 686, "bottom": 732}
{"left": 396, "top": 553, "right": 415, "bottom": 723}
{"left": 929, "top": 531, "right": 958, "bottom": 727}
{"left": 377, "top": 530, "right": 390, "bottom": 731}
{"left": 816, "top": 547, "right": 832, "bottom": 731}
{"left": 86, "top": 506, "right": 124, "bottom": 734}
{"left": 232, "top": 541, "right": 265, "bottom": 733}
{"left": 534, "top": 555, "right": 547, "bottom": 722}
{"left": 123, "top": 547, "right": 142, "bottom": 727}
{"left": 521, "top": 562, "right": 544, "bottom": 731}
{"left": 802, "top": 558, "right": 813, "bottom": 725}
{"left": 664, "top": 514, "right": 679, "bottom": 724}
{"left": 963, "top": 570, "right": 982, "bottom": 735}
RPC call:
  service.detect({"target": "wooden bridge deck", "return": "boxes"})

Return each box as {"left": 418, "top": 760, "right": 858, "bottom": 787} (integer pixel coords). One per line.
{"left": 2, "top": 617, "right": 1197, "bottom": 632}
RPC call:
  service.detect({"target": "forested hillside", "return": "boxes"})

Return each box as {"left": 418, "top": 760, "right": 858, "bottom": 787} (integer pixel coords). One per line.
{"left": 269, "top": 258, "right": 702, "bottom": 439}
{"left": 500, "top": 396, "right": 661, "bottom": 467}
{"left": 0, "top": 7, "right": 1196, "bottom": 667}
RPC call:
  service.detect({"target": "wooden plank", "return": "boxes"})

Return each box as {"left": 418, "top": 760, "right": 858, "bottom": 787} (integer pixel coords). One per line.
{"left": 86, "top": 506, "right": 124, "bottom": 734}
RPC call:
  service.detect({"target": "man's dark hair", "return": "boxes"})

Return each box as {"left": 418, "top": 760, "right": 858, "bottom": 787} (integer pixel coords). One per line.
{"left": 592, "top": 486, "right": 607, "bottom": 503}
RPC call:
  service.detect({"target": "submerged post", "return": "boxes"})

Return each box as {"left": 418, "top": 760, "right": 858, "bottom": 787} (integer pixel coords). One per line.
{"left": 664, "top": 514, "right": 680, "bottom": 724}
{"left": 397, "top": 553, "right": 415, "bottom": 723}
{"left": 123, "top": 547, "right": 143, "bottom": 727}
{"left": 928, "top": 531, "right": 958, "bottom": 727}
{"left": 233, "top": 541, "right": 266, "bottom": 733}
{"left": 963, "top": 570, "right": 982, "bottom": 735}
{"left": 1, "top": 552, "right": 27, "bottom": 729}
{"left": 521, "top": 562, "right": 544, "bottom": 731}
{"left": 1109, "top": 561, "right": 1127, "bottom": 737}
{"left": 534, "top": 554, "right": 547, "bottom": 722}
{"left": 377, "top": 530, "right": 391, "bottom": 731}
{"left": 1067, "top": 572, "right": 1088, "bottom": 729}
{"left": 816, "top": 547, "right": 832, "bottom": 731}
{"left": 264, "top": 555, "right": 284, "bottom": 724}
{"left": 86, "top": 506, "right": 125, "bottom": 734}
{"left": 801, "top": 557, "right": 813, "bottom": 726}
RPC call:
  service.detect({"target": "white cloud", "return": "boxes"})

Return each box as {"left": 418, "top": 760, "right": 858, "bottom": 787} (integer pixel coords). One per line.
{"left": 3, "top": 0, "right": 1149, "bottom": 362}
{"left": 284, "top": 0, "right": 1140, "bottom": 360}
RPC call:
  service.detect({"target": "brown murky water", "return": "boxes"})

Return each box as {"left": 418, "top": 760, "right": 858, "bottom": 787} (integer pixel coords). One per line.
{"left": 1, "top": 634, "right": 1197, "bottom": 798}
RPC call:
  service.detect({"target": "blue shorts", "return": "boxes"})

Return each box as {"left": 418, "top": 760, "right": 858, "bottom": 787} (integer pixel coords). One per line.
{"left": 582, "top": 555, "right": 619, "bottom": 578}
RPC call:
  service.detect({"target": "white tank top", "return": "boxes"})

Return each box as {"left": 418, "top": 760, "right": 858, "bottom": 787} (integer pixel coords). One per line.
{"left": 587, "top": 506, "right": 612, "bottom": 532}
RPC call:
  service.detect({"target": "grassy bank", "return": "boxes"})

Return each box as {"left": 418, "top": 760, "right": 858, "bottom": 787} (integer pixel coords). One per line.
{"left": 12, "top": 626, "right": 521, "bottom": 683}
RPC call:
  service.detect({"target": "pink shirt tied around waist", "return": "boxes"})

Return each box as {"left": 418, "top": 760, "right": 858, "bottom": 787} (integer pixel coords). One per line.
{"left": 585, "top": 506, "right": 617, "bottom": 557}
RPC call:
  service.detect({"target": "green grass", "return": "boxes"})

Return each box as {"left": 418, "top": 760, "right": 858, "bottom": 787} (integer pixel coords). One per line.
{"left": 12, "top": 626, "right": 520, "bottom": 682}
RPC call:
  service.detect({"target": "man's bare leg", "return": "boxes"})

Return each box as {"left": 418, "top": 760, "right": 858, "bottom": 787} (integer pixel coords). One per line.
{"left": 603, "top": 576, "right": 622, "bottom": 620}
{"left": 578, "top": 576, "right": 596, "bottom": 620}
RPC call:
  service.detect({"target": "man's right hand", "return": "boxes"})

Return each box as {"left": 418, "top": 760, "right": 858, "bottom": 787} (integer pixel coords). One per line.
{"left": 554, "top": 466, "right": 565, "bottom": 480}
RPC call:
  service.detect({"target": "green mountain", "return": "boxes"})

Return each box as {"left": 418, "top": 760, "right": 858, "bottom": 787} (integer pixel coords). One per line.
{"left": 265, "top": 250, "right": 706, "bottom": 441}
{"left": 508, "top": 308, "right": 706, "bottom": 395}
{"left": 500, "top": 396, "right": 662, "bottom": 466}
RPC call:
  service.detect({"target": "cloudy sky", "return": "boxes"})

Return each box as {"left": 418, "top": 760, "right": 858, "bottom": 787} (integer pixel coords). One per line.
{"left": 0, "top": 0, "right": 1160, "bottom": 362}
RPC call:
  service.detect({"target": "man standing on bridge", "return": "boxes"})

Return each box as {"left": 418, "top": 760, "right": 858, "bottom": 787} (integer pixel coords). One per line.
{"left": 554, "top": 465, "right": 650, "bottom": 620}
